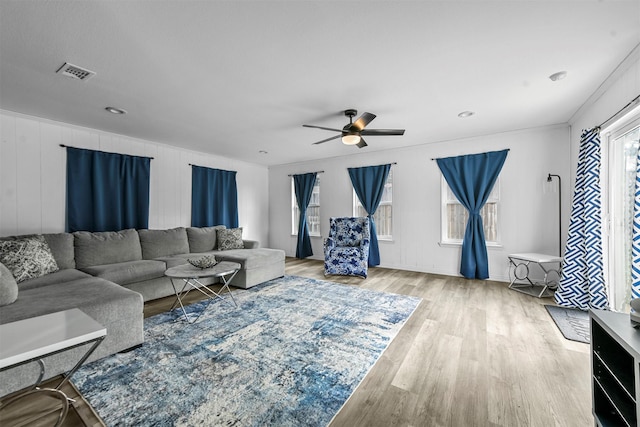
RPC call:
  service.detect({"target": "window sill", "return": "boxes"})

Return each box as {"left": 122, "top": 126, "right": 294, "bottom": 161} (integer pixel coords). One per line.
{"left": 438, "top": 241, "right": 503, "bottom": 249}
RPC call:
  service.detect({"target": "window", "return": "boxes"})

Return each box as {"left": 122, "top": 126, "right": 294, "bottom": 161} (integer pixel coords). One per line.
{"left": 353, "top": 169, "right": 393, "bottom": 240}
{"left": 441, "top": 177, "right": 499, "bottom": 244}
{"left": 291, "top": 176, "right": 320, "bottom": 237}
{"left": 604, "top": 116, "right": 640, "bottom": 312}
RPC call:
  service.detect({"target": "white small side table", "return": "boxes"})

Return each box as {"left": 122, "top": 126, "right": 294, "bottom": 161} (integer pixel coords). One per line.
{"left": 0, "top": 309, "right": 106, "bottom": 426}
{"left": 508, "top": 253, "right": 563, "bottom": 298}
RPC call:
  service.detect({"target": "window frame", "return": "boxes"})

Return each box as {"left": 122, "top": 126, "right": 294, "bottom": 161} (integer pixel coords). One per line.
{"left": 291, "top": 176, "right": 321, "bottom": 237}
{"left": 602, "top": 109, "right": 640, "bottom": 313}
{"left": 440, "top": 176, "right": 501, "bottom": 246}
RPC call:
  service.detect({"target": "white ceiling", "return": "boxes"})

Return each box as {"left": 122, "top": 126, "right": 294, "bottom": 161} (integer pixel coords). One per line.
{"left": 1, "top": 1, "right": 639, "bottom": 167}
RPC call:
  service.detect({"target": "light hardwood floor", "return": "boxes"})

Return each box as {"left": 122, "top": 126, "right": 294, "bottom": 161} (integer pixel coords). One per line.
{"left": 286, "top": 258, "right": 593, "bottom": 427}
{"left": 1, "top": 258, "right": 593, "bottom": 426}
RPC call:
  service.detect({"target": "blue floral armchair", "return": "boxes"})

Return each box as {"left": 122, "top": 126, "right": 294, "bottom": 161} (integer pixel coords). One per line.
{"left": 324, "top": 217, "right": 370, "bottom": 278}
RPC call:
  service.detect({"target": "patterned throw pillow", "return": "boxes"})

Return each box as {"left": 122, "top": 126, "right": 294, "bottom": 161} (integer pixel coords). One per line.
{"left": 216, "top": 228, "right": 244, "bottom": 251}
{"left": 0, "top": 235, "right": 59, "bottom": 283}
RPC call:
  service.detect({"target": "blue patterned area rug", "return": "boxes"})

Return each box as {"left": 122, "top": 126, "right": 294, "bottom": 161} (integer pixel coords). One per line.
{"left": 74, "top": 275, "right": 421, "bottom": 426}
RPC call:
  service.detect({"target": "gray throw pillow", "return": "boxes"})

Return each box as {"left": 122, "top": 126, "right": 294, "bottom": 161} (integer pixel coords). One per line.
{"left": 0, "top": 235, "right": 59, "bottom": 283}
{"left": 187, "top": 226, "right": 226, "bottom": 253}
{"left": 0, "top": 262, "right": 18, "bottom": 306}
{"left": 216, "top": 228, "right": 244, "bottom": 251}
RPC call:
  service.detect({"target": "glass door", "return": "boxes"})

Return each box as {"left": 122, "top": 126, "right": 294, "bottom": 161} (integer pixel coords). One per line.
{"left": 606, "top": 119, "right": 640, "bottom": 312}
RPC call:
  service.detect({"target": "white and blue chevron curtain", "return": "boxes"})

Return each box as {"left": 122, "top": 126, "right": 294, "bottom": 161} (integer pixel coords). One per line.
{"left": 555, "top": 128, "right": 609, "bottom": 310}
{"left": 631, "top": 146, "right": 640, "bottom": 301}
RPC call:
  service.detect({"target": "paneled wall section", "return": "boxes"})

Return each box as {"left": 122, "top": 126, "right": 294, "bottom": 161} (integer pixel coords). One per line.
{"left": 269, "top": 125, "right": 571, "bottom": 282}
{"left": 0, "top": 111, "right": 269, "bottom": 244}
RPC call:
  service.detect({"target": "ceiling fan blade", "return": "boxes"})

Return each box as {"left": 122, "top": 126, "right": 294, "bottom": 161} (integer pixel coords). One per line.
{"left": 356, "top": 138, "right": 368, "bottom": 149}
{"left": 360, "top": 129, "right": 405, "bottom": 136}
{"left": 302, "top": 124, "right": 342, "bottom": 132}
{"left": 351, "top": 112, "right": 376, "bottom": 131}
{"left": 312, "top": 134, "right": 341, "bottom": 145}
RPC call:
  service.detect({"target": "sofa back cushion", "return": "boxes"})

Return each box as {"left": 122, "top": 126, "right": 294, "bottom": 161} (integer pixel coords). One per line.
{"left": 138, "top": 227, "right": 189, "bottom": 259}
{"left": 43, "top": 233, "right": 75, "bottom": 269}
{"left": 81, "top": 259, "right": 166, "bottom": 285}
{"left": 74, "top": 229, "right": 142, "bottom": 269}
{"left": 187, "top": 226, "right": 226, "bottom": 253}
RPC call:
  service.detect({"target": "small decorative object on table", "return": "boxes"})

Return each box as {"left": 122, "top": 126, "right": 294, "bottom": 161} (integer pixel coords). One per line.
{"left": 187, "top": 256, "right": 217, "bottom": 269}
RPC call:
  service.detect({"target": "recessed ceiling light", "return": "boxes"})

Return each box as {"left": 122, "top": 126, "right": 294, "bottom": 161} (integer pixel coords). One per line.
{"left": 458, "top": 111, "right": 475, "bottom": 118}
{"left": 105, "top": 107, "right": 127, "bottom": 115}
{"left": 549, "top": 71, "right": 567, "bottom": 82}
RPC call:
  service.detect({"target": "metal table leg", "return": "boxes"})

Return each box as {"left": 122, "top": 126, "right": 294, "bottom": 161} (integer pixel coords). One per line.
{"left": 169, "top": 271, "right": 239, "bottom": 324}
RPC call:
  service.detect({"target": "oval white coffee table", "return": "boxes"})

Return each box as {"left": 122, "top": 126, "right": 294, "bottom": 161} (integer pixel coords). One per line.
{"left": 165, "top": 261, "right": 241, "bottom": 323}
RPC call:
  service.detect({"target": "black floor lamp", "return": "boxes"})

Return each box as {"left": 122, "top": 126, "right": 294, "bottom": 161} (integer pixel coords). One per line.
{"left": 547, "top": 173, "right": 562, "bottom": 257}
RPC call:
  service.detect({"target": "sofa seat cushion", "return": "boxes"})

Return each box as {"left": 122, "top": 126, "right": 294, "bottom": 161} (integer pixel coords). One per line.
{"left": 210, "top": 248, "right": 285, "bottom": 270}
{"left": 329, "top": 246, "right": 364, "bottom": 259}
{"left": 80, "top": 260, "right": 166, "bottom": 286}
{"left": 154, "top": 255, "right": 189, "bottom": 269}
{"left": 138, "top": 227, "right": 189, "bottom": 259}
{"left": 74, "top": 229, "right": 142, "bottom": 269}
{"left": 0, "top": 276, "right": 143, "bottom": 326}
{"left": 19, "top": 268, "right": 93, "bottom": 291}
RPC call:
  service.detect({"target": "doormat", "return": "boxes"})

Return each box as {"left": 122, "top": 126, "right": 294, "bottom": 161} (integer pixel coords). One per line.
{"left": 544, "top": 304, "right": 590, "bottom": 344}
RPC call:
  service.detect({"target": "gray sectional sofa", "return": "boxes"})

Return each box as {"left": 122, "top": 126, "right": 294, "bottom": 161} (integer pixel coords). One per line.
{"left": 0, "top": 226, "right": 285, "bottom": 396}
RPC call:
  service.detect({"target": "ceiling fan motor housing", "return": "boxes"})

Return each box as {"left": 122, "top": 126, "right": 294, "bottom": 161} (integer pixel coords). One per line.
{"left": 344, "top": 109, "right": 358, "bottom": 119}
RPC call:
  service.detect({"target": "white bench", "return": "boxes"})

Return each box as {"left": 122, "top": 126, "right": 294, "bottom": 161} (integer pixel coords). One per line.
{"left": 508, "top": 253, "right": 563, "bottom": 298}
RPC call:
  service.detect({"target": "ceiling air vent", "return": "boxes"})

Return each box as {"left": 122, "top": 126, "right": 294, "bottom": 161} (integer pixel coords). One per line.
{"left": 56, "top": 62, "right": 96, "bottom": 81}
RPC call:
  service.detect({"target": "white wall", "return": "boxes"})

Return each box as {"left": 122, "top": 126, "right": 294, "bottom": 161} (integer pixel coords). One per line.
{"left": 0, "top": 110, "right": 269, "bottom": 244}
{"left": 269, "top": 124, "right": 571, "bottom": 282}
{"left": 569, "top": 45, "right": 640, "bottom": 168}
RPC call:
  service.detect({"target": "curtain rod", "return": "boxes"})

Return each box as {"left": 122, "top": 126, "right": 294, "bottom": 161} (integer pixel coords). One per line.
{"left": 59, "top": 144, "right": 154, "bottom": 159}
{"left": 597, "top": 93, "right": 640, "bottom": 130}
{"left": 287, "top": 170, "right": 324, "bottom": 177}
{"left": 430, "top": 148, "right": 510, "bottom": 161}
{"left": 188, "top": 163, "right": 237, "bottom": 174}
{"left": 346, "top": 162, "right": 397, "bottom": 169}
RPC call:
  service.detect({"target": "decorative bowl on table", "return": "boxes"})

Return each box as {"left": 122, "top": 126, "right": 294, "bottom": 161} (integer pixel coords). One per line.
{"left": 187, "top": 255, "right": 217, "bottom": 269}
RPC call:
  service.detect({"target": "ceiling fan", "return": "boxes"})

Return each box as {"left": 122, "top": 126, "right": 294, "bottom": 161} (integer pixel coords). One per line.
{"left": 303, "top": 109, "right": 405, "bottom": 148}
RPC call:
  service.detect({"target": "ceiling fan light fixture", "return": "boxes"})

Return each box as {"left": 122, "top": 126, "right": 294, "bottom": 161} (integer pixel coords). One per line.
{"left": 458, "top": 111, "right": 475, "bottom": 118}
{"left": 105, "top": 106, "right": 127, "bottom": 115}
{"left": 342, "top": 134, "right": 361, "bottom": 145}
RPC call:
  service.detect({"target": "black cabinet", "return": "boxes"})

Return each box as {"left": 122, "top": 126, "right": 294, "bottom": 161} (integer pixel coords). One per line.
{"left": 591, "top": 309, "right": 640, "bottom": 427}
